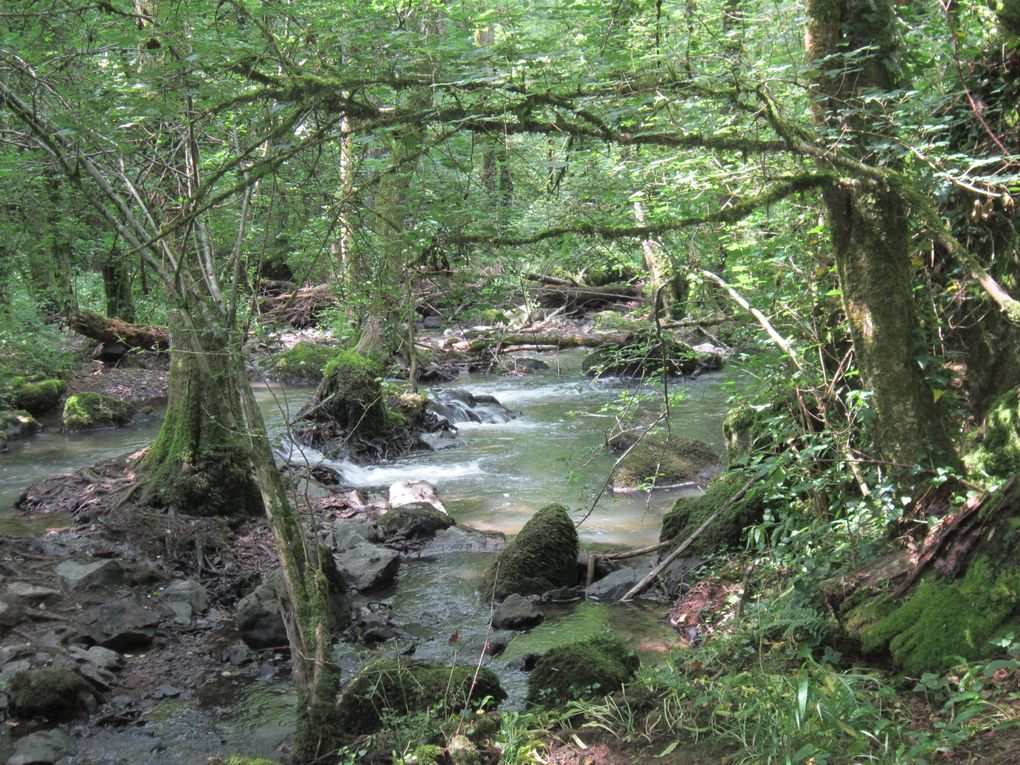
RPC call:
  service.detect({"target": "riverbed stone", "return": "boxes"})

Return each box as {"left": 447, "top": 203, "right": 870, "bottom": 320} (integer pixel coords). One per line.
{"left": 7, "top": 667, "right": 95, "bottom": 721}
{"left": 4, "top": 583, "right": 61, "bottom": 603}
{"left": 0, "top": 410, "right": 41, "bottom": 444}
{"left": 12, "top": 379, "right": 67, "bottom": 416}
{"left": 586, "top": 567, "right": 642, "bottom": 601}
{"left": 161, "top": 579, "right": 209, "bottom": 613}
{"left": 333, "top": 543, "right": 400, "bottom": 591}
{"left": 69, "top": 645, "right": 123, "bottom": 672}
{"left": 378, "top": 504, "right": 454, "bottom": 541}
{"left": 6, "top": 729, "right": 75, "bottom": 765}
{"left": 526, "top": 635, "right": 639, "bottom": 708}
{"left": 610, "top": 432, "right": 721, "bottom": 491}
{"left": 332, "top": 518, "right": 381, "bottom": 551}
{"left": 55, "top": 559, "right": 126, "bottom": 591}
{"left": 61, "top": 392, "right": 136, "bottom": 430}
{"left": 76, "top": 597, "right": 163, "bottom": 651}
{"left": 492, "top": 594, "right": 544, "bottom": 630}
{"left": 388, "top": 480, "right": 446, "bottom": 512}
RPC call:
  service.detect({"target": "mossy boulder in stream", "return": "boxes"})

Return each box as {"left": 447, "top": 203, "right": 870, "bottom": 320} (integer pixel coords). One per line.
{"left": 267, "top": 341, "right": 341, "bottom": 383}
{"left": 610, "top": 431, "right": 720, "bottom": 490}
{"left": 12, "top": 378, "right": 67, "bottom": 415}
{"left": 480, "top": 504, "right": 579, "bottom": 601}
{"left": 379, "top": 504, "right": 454, "bottom": 541}
{"left": 62, "top": 392, "right": 137, "bottom": 430}
{"left": 659, "top": 472, "right": 762, "bottom": 556}
{"left": 0, "top": 409, "right": 41, "bottom": 447}
{"left": 526, "top": 635, "right": 639, "bottom": 708}
{"left": 333, "top": 659, "right": 506, "bottom": 739}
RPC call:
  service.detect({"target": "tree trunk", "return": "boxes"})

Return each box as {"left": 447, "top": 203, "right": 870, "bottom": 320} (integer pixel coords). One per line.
{"left": 100, "top": 249, "right": 136, "bottom": 322}
{"left": 806, "top": 0, "right": 958, "bottom": 470}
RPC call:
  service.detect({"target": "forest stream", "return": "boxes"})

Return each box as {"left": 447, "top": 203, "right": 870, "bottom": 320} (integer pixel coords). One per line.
{"left": 0, "top": 351, "right": 735, "bottom": 764}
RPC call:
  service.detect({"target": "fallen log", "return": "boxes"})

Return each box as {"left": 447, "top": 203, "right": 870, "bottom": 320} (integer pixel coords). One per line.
{"left": 258, "top": 284, "right": 337, "bottom": 328}
{"left": 69, "top": 311, "right": 168, "bottom": 351}
{"left": 467, "top": 330, "right": 632, "bottom": 353}
{"left": 530, "top": 283, "right": 642, "bottom": 313}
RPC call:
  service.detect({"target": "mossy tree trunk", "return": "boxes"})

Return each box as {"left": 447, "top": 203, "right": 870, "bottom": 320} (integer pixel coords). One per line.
{"left": 100, "top": 243, "right": 136, "bottom": 322}
{"left": 806, "top": 0, "right": 958, "bottom": 471}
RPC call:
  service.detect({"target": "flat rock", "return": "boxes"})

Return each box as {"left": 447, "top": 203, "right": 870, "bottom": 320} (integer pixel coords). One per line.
{"left": 4, "top": 583, "right": 61, "bottom": 602}
{"left": 160, "top": 579, "right": 208, "bottom": 621}
{"left": 55, "top": 559, "right": 125, "bottom": 591}
{"left": 491, "top": 594, "right": 544, "bottom": 631}
{"left": 419, "top": 526, "right": 505, "bottom": 556}
{"left": 7, "top": 729, "right": 74, "bottom": 765}
{"left": 333, "top": 543, "right": 400, "bottom": 591}
{"left": 76, "top": 597, "right": 163, "bottom": 650}
{"left": 586, "top": 567, "right": 642, "bottom": 601}
{"left": 333, "top": 518, "right": 381, "bottom": 552}
{"left": 388, "top": 480, "right": 446, "bottom": 513}
{"left": 69, "top": 645, "right": 123, "bottom": 672}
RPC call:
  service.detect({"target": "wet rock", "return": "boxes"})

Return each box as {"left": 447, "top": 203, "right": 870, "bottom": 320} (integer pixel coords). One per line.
{"left": 160, "top": 579, "right": 209, "bottom": 624}
{"left": 577, "top": 551, "right": 618, "bottom": 581}
{"left": 610, "top": 431, "right": 721, "bottom": 491}
{"left": 526, "top": 635, "right": 639, "bottom": 708}
{"left": 333, "top": 543, "right": 400, "bottom": 591}
{"left": 332, "top": 518, "right": 381, "bottom": 551}
{"left": 55, "top": 559, "right": 126, "bottom": 591}
{"left": 586, "top": 567, "right": 642, "bottom": 601}
{"left": 420, "top": 526, "right": 505, "bottom": 556}
{"left": 540, "top": 585, "right": 584, "bottom": 603}
{"left": 7, "top": 729, "right": 75, "bottom": 765}
{"left": 419, "top": 430, "right": 458, "bottom": 450}
{"left": 660, "top": 556, "right": 703, "bottom": 596}
{"left": 61, "top": 392, "right": 136, "bottom": 430}
{"left": 76, "top": 597, "right": 163, "bottom": 651}
{"left": 427, "top": 388, "right": 516, "bottom": 426}
{"left": 8, "top": 667, "right": 95, "bottom": 721}
{"left": 506, "top": 356, "right": 550, "bottom": 374}
{"left": 0, "top": 411, "right": 41, "bottom": 444}
{"left": 378, "top": 504, "right": 454, "bottom": 541}
{"left": 491, "top": 594, "right": 544, "bottom": 631}
{"left": 582, "top": 338, "right": 698, "bottom": 379}
{"left": 224, "top": 641, "right": 252, "bottom": 666}
{"left": 4, "top": 583, "right": 61, "bottom": 603}
{"left": 389, "top": 480, "right": 446, "bottom": 513}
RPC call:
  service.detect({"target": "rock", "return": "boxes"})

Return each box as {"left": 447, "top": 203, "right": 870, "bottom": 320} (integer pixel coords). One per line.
{"left": 491, "top": 594, "right": 545, "bottom": 630}
{"left": 526, "top": 635, "right": 639, "bottom": 708}
{"left": 55, "top": 559, "right": 126, "bottom": 591}
{"left": 420, "top": 526, "right": 506, "bottom": 556}
{"left": 92, "top": 341, "right": 130, "bottom": 362}
{"left": 4, "top": 583, "right": 61, "bottom": 603}
{"left": 69, "top": 645, "right": 123, "bottom": 672}
{"left": 224, "top": 641, "right": 252, "bottom": 666}
{"left": 578, "top": 551, "right": 618, "bottom": 581}
{"left": 6, "top": 729, "right": 75, "bottom": 765}
{"left": 268, "top": 341, "right": 341, "bottom": 383}
{"left": 61, "top": 392, "right": 136, "bottom": 430}
{"left": 8, "top": 667, "right": 95, "bottom": 721}
{"left": 419, "top": 431, "right": 458, "bottom": 450}
{"left": 660, "top": 472, "right": 763, "bottom": 555}
{"left": 333, "top": 543, "right": 400, "bottom": 591}
{"left": 235, "top": 563, "right": 351, "bottom": 649}
{"left": 332, "top": 518, "right": 381, "bottom": 551}
{"left": 422, "top": 315, "right": 443, "bottom": 329}
{"left": 76, "top": 597, "right": 163, "bottom": 650}
{"left": 12, "top": 380, "right": 67, "bottom": 416}
{"left": 586, "top": 567, "right": 642, "bottom": 601}
{"left": 660, "top": 556, "right": 703, "bottom": 596}
{"left": 610, "top": 431, "right": 721, "bottom": 491}
{"left": 378, "top": 504, "right": 454, "bottom": 541}
{"left": 77, "top": 662, "right": 116, "bottom": 690}
{"left": 0, "top": 410, "right": 41, "bottom": 443}
{"left": 480, "top": 504, "right": 579, "bottom": 601}
{"left": 506, "top": 356, "right": 549, "bottom": 374}
{"left": 388, "top": 480, "right": 446, "bottom": 513}
{"left": 427, "top": 388, "right": 516, "bottom": 426}
{"left": 582, "top": 337, "right": 698, "bottom": 379}
{"left": 161, "top": 579, "right": 209, "bottom": 612}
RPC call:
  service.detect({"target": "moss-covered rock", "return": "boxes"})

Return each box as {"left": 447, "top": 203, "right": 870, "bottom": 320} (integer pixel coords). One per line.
{"left": 62, "top": 392, "right": 137, "bottom": 430}
{"left": 582, "top": 337, "right": 697, "bottom": 379}
{"left": 722, "top": 405, "right": 758, "bottom": 461}
{"left": 526, "top": 635, "right": 639, "bottom": 708}
{"left": 966, "top": 387, "right": 1020, "bottom": 480}
{"left": 7, "top": 667, "right": 95, "bottom": 721}
{"left": 848, "top": 555, "right": 1020, "bottom": 675}
{"left": 659, "top": 472, "right": 762, "bottom": 555}
{"left": 593, "top": 311, "right": 649, "bottom": 332}
{"left": 611, "top": 431, "right": 720, "bottom": 490}
{"left": 268, "top": 341, "right": 342, "bottom": 383}
{"left": 12, "top": 379, "right": 67, "bottom": 415}
{"left": 299, "top": 350, "right": 388, "bottom": 435}
{"left": 0, "top": 409, "right": 41, "bottom": 444}
{"left": 379, "top": 504, "right": 455, "bottom": 540}
{"left": 334, "top": 659, "right": 506, "bottom": 739}
{"left": 480, "top": 504, "right": 579, "bottom": 601}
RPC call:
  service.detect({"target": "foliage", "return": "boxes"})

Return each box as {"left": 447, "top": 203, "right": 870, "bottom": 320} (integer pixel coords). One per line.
{"left": 526, "top": 634, "right": 639, "bottom": 709}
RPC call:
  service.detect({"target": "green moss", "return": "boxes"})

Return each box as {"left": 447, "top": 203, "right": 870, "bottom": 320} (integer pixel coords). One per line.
{"left": 12, "top": 378, "right": 66, "bottom": 415}
{"left": 268, "top": 341, "right": 342, "bottom": 383}
{"left": 966, "top": 388, "right": 1020, "bottom": 480}
{"left": 659, "top": 472, "right": 762, "bottom": 555}
{"left": 62, "top": 392, "right": 136, "bottom": 430}
{"left": 307, "top": 350, "right": 388, "bottom": 435}
{"left": 480, "top": 504, "right": 579, "bottom": 601}
{"left": 582, "top": 337, "right": 697, "bottom": 379}
{"left": 855, "top": 556, "right": 1020, "bottom": 674}
{"left": 379, "top": 504, "right": 455, "bottom": 540}
{"left": 0, "top": 409, "right": 41, "bottom": 440}
{"left": 333, "top": 659, "right": 506, "bottom": 739}
{"left": 612, "top": 432, "right": 720, "bottom": 490}
{"left": 593, "top": 311, "right": 649, "bottom": 332}
{"left": 526, "top": 635, "right": 639, "bottom": 708}
{"left": 722, "top": 405, "right": 758, "bottom": 460}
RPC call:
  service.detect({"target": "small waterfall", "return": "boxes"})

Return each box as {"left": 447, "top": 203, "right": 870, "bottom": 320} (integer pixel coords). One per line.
{"left": 427, "top": 388, "right": 516, "bottom": 426}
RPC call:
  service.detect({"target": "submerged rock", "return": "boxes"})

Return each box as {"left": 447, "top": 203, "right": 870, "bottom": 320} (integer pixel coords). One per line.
{"left": 610, "top": 432, "right": 721, "bottom": 491}
{"left": 62, "top": 392, "right": 136, "bottom": 430}
{"left": 8, "top": 667, "right": 95, "bottom": 721}
{"left": 427, "top": 388, "right": 516, "bottom": 426}
{"left": 480, "top": 504, "right": 579, "bottom": 601}
{"left": 526, "top": 635, "right": 639, "bottom": 708}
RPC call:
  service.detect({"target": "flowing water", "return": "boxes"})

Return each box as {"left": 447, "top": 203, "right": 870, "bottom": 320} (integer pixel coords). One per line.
{"left": 0, "top": 351, "right": 738, "bottom": 762}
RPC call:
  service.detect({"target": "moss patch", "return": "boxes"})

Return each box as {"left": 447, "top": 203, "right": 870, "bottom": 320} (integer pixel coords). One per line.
{"left": 966, "top": 388, "right": 1020, "bottom": 480}
{"left": 853, "top": 555, "right": 1020, "bottom": 674}
{"left": 659, "top": 472, "right": 762, "bottom": 555}
{"left": 526, "top": 635, "right": 639, "bottom": 708}
{"left": 612, "top": 431, "right": 720, "bottom": 490}
{"left": 480, "top": 504, "right": 579, "bottom": 601}
{"left": 12, "top": 379, "right": 67, "bottom": 415}
{"left": 582, "top": 337, "right": 697, "bottom": 379}
{"left": 302, "top": 350, "right": 388, "bottom": 435}
{"left": 62, "top": 392, "right": 136, "bottom": 430}
{"left": 0, "top": 409, "right": 41, "bottom": 441}
{"left": 334, "top": 658, "right": 506, "bottom": 739}
{"left": 268, "top": 341, "right": 341, "bottom": 383}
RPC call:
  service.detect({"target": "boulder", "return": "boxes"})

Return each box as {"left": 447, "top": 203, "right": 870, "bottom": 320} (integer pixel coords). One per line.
{"left": 480, "top": 504, "right": 579, "bottom": 601}
{"left": 526, "top": 635, "right": 639, "bottom": 708}
{"left": 378, "top": 504, "right": 454, "bottom": 541}
{"left": 235, "top": 563, "right": 351, "bottom": 649}
{"left": 0, "top": 410, "right": 41, "bottom": 444}
{"left": 659, "top": 472, "right": 763, "bottom": 556}
{"left": 491, "top": 594, "right": 544, "bottom": 630}
{"left": 421, "top": 526, "right": 506, "bottom": 556}
{"left": 388, "top": 480, "right": 446, "bottom": 513}
{"left": 61, "top": 392, "right": 136, "bottom": 430}
{"left": 582, "top": 338, "right": 698, "bottom": 379}
{"left": 333, "top": 659, "right": 506, "bottom": 739}
{"left": 610, "top": 431, "right": 720, "bottom": 491}
{"left": 586, "top": 567, "right": 642, "bottom": 601}
{"left": 333, "top": 543, "right": 400, "bottom": 591}
{"left": 267, "top": 341, "right": 341, "bottom": 383}
{"left": 6, "top": 729, "right": 75, "bottom": 765}
{"left": 55, "top": 559, "right": 126, "bottom": 591}
{"left": 12, "top": 379, "right": 67, "bottom": 416}
{"left": 332, "top": 518, "right": 381, "bottom": 551}
{"left": 160, "top": 579, "right": 209, "bottom": 625}
{"left": 76, "top": 597, "right": 163, "bottom": 650}
{"left": 7, "top": 667, "right": 95, "bottom": 721}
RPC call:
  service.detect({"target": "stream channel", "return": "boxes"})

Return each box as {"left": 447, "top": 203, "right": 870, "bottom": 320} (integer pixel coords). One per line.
{"left": 0, "top": 350, "right": 736, "bottom": 763}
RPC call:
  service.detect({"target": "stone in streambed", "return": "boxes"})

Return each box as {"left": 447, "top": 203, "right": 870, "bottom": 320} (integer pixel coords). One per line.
{"left": 4, "top": 583, "right": 61, "bottom": 603}
{"left": 7, "top": 667, "right": 95, "bottom": 721}
{"left": 61, "top": 392, "right": 136, "bottom": 430}
{"left": 76, "top": 597, "right": 163, "bottom": 651}
{"left": 159, "top": 579, "right": 209, "bottom": 625}
{"left": 378, "top": 504, "right": 454, "bottom": 541}
{"left": 333, "top": 543, "right": 400, "bottom": 591}
{"left": 6, "top": 729, "right": 75, "bottom": 765}
{"left": 491, "top": 594, "right": 544, "bottom": 630}
{"left": 585, "top": 567, "right": 642, "bottom": 601}
{"left": 55, "top": 559, "right": 126, "bottom": 591}
{"left": 388, "top": 480, "right": 446, "bottom": 513}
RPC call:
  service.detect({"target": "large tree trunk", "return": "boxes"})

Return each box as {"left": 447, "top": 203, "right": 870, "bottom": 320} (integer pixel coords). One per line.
{"left": 806, "top": 0, "right": 958, "bottom": 470}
